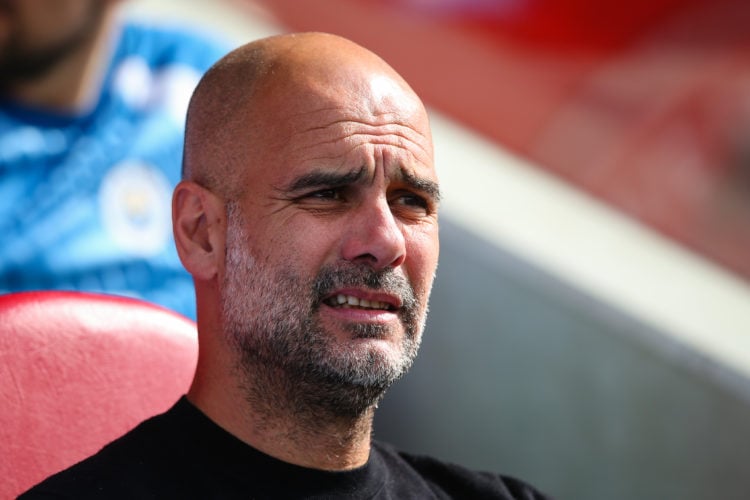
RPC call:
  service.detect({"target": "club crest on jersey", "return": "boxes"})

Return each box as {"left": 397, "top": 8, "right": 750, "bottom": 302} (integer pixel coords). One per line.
{"left": 99, "top": 162, "right": 172, "bottom": 256}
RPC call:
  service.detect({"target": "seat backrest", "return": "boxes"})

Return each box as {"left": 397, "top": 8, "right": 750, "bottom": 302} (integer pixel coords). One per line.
{"left": 0, "top": 291, "right": 198, "bottom": 498}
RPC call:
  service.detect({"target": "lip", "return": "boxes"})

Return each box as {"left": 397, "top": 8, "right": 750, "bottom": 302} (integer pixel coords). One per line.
{"left": 321, "top": 287, "right": 402, "bottom": 323}
{"left": 323, "top": 306, "right": 399, "bottom": 324}
{"left": 324, "top": 287, "right": 402, "bottom": 309}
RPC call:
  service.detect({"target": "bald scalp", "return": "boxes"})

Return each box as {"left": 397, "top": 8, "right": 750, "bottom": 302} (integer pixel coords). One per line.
{"left": 182, "top": 32, "right": 420, "bottom": 201}
{"left": 181, "top": 35, "right": 275, "bottom": 199}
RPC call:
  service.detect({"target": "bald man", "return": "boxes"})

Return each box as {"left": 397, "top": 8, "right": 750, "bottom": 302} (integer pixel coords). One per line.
{"left": 20, "top": 33, "right": 551, "bottom": 499}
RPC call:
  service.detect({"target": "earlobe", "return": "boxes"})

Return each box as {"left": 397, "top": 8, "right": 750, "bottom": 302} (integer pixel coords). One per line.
{"left": 172, "top": 181, "right": 225, "bottom": 281}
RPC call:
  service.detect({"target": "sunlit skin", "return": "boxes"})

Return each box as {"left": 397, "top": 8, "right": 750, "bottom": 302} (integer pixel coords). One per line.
{"left": 231, "top": 71, "right": 439, "bottom": 355}
{"left": 173, "top": 33, "right": 440, "bottom": 471}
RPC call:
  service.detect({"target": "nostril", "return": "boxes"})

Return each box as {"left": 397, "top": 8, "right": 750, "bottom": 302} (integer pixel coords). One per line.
{"left": 389, "top": 252, "right": 406, "bottom": 268}
{"left": 352, "top": 253, "right": 378, "bottom": 265}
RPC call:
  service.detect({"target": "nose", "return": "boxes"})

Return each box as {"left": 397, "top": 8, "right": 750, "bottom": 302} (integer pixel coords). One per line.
{"left": 341, "top": 197, "right": 406, "bottom": 270}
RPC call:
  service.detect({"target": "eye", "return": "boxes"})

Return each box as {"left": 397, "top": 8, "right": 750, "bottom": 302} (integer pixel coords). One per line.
{"left": 305, "top": 188, "right": 343, "bottom": 200}
{"left": 390, "top": 191, "right": 432, "bottom": 216}
{"left": 290, "top": 187, "right": 350, "bottom": 212}
{"left": 397, "top": 193, "right": 428, "bottom": 208}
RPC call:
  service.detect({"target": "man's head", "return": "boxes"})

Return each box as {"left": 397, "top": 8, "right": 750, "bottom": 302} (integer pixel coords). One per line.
{"left": 174, "top": 32, "right": 440, "bottom": 419}
{"left": 0, "top": 0, "right": 113, "bottom": 89}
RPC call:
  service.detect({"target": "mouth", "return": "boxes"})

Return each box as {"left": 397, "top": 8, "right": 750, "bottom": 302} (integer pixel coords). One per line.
{"left": 323, "top": 293, "right": 399, "bottom": 312}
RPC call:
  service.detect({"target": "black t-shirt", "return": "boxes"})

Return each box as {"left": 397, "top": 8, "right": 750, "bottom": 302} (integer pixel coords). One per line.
{"left": 20, "top": 397, "right": 551, "bottom": 499}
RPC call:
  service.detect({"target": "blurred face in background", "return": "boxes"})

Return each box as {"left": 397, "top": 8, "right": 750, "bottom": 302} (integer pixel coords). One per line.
{"left": 0, "top": 0, "right": 108, "bottom": 88}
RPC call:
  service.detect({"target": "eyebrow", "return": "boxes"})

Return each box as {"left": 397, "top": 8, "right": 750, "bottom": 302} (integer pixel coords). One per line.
{"left": 287, "top": 167, "right": 367, "bottom": 192}
{"left": 401, "top": 169, "right": 442, "bottom": 203}
{"left": 285, "top": 166, "right": 442, "bottom": 202}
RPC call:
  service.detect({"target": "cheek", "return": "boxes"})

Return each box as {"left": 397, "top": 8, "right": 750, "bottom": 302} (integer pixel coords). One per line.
{"left": 404, "top": 225, "right": 440, "bottom": 295}
{"left": 262, "top": 222, "right": 342, "bottom": 272}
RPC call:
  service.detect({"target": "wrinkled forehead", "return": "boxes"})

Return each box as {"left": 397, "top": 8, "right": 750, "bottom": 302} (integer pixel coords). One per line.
{"left": 253, "top": 65, "right": 433, "bottom": 155}
{"left": 285, "top": 107, "right": 434, "bottom": 173}
{"left": 212, "top": 36, "right": 437, "bottom": 197}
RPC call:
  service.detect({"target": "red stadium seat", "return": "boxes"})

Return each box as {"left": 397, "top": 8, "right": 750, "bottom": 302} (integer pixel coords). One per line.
{"left": 0, "top": 291, "right": 198, "bottom": 498}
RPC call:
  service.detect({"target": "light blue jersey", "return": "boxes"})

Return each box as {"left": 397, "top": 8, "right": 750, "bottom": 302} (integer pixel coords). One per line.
{"left": 0, "top": 22, "right": 229, "bottom": 319}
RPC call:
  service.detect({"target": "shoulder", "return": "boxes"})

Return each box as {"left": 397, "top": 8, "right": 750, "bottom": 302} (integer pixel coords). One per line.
{"left": 114, "top": 20, "right": 229, "bottom": 72}
{"left": 105, "top": 20, "right": 230, "bottom": 130}
{"left": 18, "top": 402, "right": 190, "bottom": 500}
{"left": 372, "top": 441, "right": 553, "bottom": 500}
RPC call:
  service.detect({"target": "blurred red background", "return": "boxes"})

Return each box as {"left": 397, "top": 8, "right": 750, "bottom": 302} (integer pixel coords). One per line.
{"left": 245, "top": 0, "right": 750, "bottom": 281}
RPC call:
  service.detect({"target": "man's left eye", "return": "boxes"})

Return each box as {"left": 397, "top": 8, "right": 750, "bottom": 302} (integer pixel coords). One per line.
{"left": 393, "top": 193, "right": 429, "bottom": 211}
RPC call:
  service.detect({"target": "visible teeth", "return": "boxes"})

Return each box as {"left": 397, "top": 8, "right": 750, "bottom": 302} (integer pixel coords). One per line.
{"left": 330, "top": 294, "right": 390, "bottom": 310}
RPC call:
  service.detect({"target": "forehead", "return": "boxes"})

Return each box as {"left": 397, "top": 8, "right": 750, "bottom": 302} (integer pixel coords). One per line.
{"left": 278, "top": 114, "right": 434, "bottom": 194}
{"left": 249, "top": 74, "right": 435, "bottom": 184}
{"left": 292, "top": 108, "right": 431, "bottom": 163}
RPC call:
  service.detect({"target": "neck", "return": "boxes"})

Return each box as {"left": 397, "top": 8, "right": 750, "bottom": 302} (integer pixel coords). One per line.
{"left": 188, "top": 345, "right": 377, "bottom": 471}
{"left": 6, "top": 8, "right": 120, "bottom": 112}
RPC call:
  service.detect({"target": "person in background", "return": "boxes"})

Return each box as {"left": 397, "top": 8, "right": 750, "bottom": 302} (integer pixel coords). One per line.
{"left": 0, "top": 0, "right": 229, "bottom": 319}
{"left": 20, "top": 32, "right": 551, "bottom": 499}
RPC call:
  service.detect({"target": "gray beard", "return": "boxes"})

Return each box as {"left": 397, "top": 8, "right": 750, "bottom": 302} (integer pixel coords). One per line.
{"left": 220, "top": 207, "right": 426, "bottom": 422}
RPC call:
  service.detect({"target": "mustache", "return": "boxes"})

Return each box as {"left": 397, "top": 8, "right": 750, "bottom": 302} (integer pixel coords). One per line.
{"left": 312, "top": 264, "right": 418, "bottom": 313}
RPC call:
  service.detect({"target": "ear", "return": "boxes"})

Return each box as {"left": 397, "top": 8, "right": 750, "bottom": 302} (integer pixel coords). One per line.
{"left": 172, "top": 181, "right": 225, "bottom": 281}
